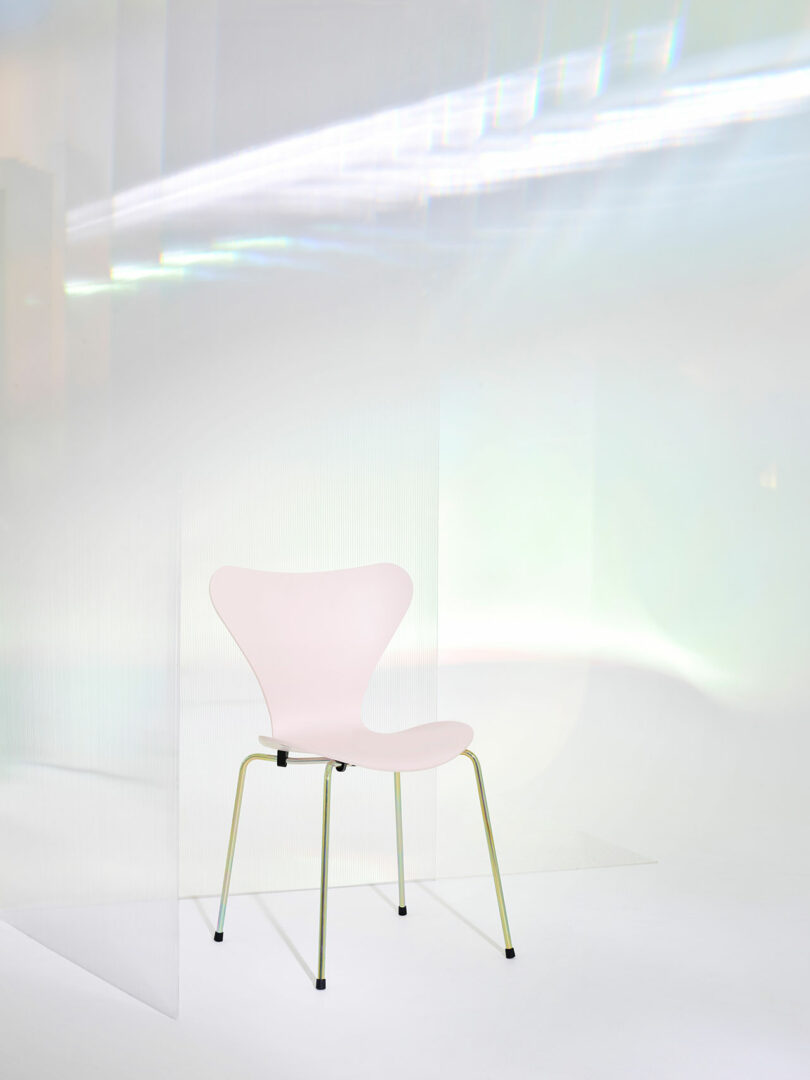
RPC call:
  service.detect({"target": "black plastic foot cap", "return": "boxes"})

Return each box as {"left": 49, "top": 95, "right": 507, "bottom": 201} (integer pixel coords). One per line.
{"left": 398, "top": 905, "right": 407, "bottom": 916}
{"left": 315, "top": 978, "right": 326, "bottom": 990}
{"left": 213, "top": 931, "right": 224, "bottom": 942}
{"left": 505, "top": 947, "right": 515, "bottom": 959}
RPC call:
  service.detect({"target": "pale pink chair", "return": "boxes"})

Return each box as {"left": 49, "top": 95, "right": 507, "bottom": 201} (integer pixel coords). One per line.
{"left": 210, "top": 562, "right": 514, "bottom": 989}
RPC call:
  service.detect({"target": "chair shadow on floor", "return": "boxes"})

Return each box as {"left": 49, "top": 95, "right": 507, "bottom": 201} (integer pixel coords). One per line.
{"left": 415, "top": 882, "right": 503, "bottom": 953}
{"left": 367, "top": 883, "right": 398, "bottom": 911}
{"left": 191, "top": 895, "right": 315, "bottom": 986}
{"left": 192, "top": 897, "right": 216, "bottom": 936}
{"left": 253, "top": 895, "right": 316, "bottom": 984}
{"left": 193, "top": 880, "right": 502, "bottom": 988}
{"left": 369, "top": 881, "right": 502, "bottom": 953}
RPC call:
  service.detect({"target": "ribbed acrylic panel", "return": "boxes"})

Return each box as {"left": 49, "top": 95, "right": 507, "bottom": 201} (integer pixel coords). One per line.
{"left": 0, "top": 4, "right": 179, "bottom": 1016}
{"left": 166, "top": 4, "right": 442, "bottom": 898}
{"left": 176, "top": 235, "right": 440, "bottom": 897}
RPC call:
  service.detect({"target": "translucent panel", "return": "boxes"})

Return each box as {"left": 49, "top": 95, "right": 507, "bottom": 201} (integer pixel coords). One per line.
{"left": 0, "top": 4, "right": 179, "bottom": 1015}
{"left": 430, "top": 5, "right": 810, "bottom": 876}
{"left": 168, "top": 3, "right": 441, "bottom": 899}
{"left": 177, "top": 282, "right": 439, "bottom": 894}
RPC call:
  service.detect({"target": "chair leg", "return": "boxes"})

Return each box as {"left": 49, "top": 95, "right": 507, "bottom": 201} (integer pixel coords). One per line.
{"left": 215, "top": 752, "right": 276, "bottom": 941}
{"left": 394, "top": 772, "right": 407, "bottom": 915}
{"left": 316, "top": 760, "right": 336, "bottom": 989}
{"left": 461, "top": 749, "right": 515, "bottom": 959}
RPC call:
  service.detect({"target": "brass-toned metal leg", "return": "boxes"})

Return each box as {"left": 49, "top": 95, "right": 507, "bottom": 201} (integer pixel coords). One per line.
{"left": 461, "top": 749, "right": 515, "bottom": 958}
{"left": 394, "top": 772, "right": 406, "bottom": 915}
{"left": 316, "top": 760, "right": 336, "bottom": 989}
{"left": 215, "top": 752, "right": 277, "bottom": 941}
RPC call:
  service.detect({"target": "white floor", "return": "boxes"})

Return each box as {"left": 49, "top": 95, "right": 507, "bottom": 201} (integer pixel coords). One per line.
{"left": 2, "top": 860, "right": 808, "bottom": 1080}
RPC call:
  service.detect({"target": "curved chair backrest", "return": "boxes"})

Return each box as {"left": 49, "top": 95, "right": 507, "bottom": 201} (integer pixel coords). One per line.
{"left": 209, "top": 563, "right": 413, "bottom": 744}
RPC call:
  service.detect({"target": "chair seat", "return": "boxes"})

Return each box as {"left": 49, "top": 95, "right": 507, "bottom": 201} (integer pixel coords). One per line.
{"left": 258, "top": 720, "right": 473, "bottom": 772}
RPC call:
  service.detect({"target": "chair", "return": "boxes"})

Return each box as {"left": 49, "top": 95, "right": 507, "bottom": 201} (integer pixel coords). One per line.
{"left": 210, "top": 562, "right": 515, "bottom": 989}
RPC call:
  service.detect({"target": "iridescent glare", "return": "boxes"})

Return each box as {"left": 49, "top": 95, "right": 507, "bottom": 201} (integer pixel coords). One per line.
{"left": 68, "top": 21, "right": 717, "bottom": 236}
